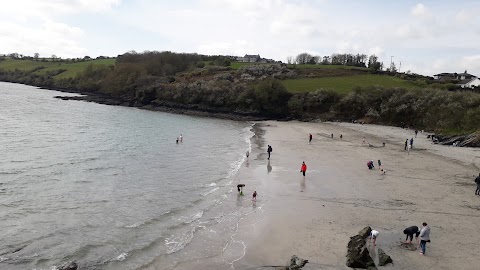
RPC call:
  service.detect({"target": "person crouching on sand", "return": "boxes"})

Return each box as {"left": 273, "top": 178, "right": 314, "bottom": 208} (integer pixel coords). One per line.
{"left": 369, "top": 229, "right": 379, "bottom": 246}
{"left": 300, "top": 161, "right": 307, "bottom": 177}
{"left": 367, "top": 160, "right": 375, "bottom": 170}
{"left": 403, "top": 225, "right": 420, "bottom": 244}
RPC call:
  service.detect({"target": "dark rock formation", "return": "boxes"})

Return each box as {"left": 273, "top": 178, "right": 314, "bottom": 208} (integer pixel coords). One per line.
{"left": 288, "top": 255, "right": 308, "bottom": 269}
{"left": 377, "top": 248, "right": 393, "bottom": 266}
{"left": 358, "top": 226, "right": 372, "bottom": 239}
{"left": 346, "top": 227, "right": 376, "bottom": 269}
{"left": 57, "top": 261, "right": 78, "bottom": 270}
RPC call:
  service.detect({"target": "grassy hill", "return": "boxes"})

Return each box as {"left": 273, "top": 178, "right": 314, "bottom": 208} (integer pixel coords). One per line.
{"left": 0, "top": 58, "right": 115, "bottom": 79}
{"left": 282, "top": 74, "right": 416, "bottom": 93}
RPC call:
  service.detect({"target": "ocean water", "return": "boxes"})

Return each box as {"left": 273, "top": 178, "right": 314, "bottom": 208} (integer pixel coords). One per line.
{"left": 0, "top": 82, "right": 257, "bottom": 269}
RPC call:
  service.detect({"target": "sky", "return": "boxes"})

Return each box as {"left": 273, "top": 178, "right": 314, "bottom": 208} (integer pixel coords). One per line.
{"left": 1, "top": 0, "right": 480, "bottom": 76}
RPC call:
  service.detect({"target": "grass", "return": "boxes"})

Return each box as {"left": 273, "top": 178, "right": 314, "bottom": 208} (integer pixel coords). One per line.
{"left": 0, "top": 58, "right": 115, "bottom": 79}
{"left": 282, "top": 74, "right": 416, "bottom": 94}
{"left": 35, "top": 59, "right": 115, "bottom": 79}
{"left": 287, "top": 64, "right": 368, "bottom": 70}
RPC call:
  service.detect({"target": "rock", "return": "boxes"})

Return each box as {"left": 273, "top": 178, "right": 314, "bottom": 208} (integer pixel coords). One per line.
{"left": 288, "top": 255, "right": 309, "bottom": 269}
{"left": 377, "top": 249, "right": 393, "bottom": 266}
{"left": 57, "top": 261, "right": 78, "bottom": 270}
{"left": 358, "top": 226, "right": 372, "bottom": 239}
{"left": 346, "top": 234, "right": 376, "bottom": 269}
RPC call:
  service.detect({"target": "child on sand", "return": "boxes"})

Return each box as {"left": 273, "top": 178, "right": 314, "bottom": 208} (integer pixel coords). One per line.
{"left": 300, "top": 161, "right": 307, "bottom": 176}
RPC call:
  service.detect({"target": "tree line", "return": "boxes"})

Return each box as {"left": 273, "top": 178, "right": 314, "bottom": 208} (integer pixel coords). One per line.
{"left": 287, "top": 52, "right": 383, "bottom": 72}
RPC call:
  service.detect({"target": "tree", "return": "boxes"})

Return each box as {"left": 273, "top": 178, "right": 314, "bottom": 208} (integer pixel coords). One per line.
{"left": 34, "top": 53, "right": 39, "bottom": 60}
{"left": 296, "top": 52, "right": 313, "bottom": 65}
{"left": 51, "top": 54, "right": 58, "bottom": 61}
{"left": 286, "top": 56, "right": 294, "bottom": 64}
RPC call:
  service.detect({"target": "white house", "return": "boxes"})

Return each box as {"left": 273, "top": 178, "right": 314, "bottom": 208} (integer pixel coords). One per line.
{"left": 457, "top": 77, "right": 480, "bottom": 88}
{"left": 433, "top": 70, "right": 476, "bottom": 81}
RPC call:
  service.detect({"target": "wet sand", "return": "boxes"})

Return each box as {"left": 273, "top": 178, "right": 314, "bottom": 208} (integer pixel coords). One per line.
{"left": 234, "top": 121, "right": 480, "bottom": 270}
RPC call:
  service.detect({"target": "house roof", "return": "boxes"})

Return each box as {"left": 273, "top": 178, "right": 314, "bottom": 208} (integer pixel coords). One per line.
{"left": 433, "top": 73, "right": 455, "bottom": 76}
{"left": 456, "top": 78, "right": 477, "bottom": 85}
{"left": 244, "top": 54, "right": 260, "bottom": 58}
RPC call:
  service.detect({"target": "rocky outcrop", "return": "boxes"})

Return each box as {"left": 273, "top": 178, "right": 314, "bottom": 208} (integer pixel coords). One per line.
{"left": 346, "top": 227, "right": 376, "bottom": 269}
{"left": 435, "top": 132, "right": 480, "bottom": 147}
{"left": 377, "top": 249, "right": 393, "bottom": 266}
{"left": 288, "top": 255, "right": 308, "bottom": 269}
{"left": 57, "top": 261, "right": 78, "bottom": 270}
{"left": 358, "top": 226, "right": 372, "bottom": 239}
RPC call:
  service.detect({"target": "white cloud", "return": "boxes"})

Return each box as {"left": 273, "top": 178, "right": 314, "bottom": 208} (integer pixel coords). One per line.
{"left": 411, "top": 3, "right": 432, "bottom": 19}
{"left": 0, "top": 0, "right": 120, "bottom": 58}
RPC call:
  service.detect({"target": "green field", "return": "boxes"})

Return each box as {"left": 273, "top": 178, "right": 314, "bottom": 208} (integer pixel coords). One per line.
{"left": 35, "top": 59, "right": 115, "bottom": 79}
{"left": 287, "top": 64, "right": 368, "bottom": 70}
{"left": 282, "top": 74, "right": 415, "bottom": 93}
{"left": 0, "top": 58, "right": 115, "bottom": 79}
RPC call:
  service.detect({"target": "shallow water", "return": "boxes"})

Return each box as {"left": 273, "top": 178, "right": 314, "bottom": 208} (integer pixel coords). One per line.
{"left": 0, "top": 82, "right": 254, "bottom": 269}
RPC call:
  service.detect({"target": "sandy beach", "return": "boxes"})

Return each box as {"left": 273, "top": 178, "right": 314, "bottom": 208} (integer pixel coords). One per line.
{"left": 231, "top": 121, "right": 480, "bottom": 270}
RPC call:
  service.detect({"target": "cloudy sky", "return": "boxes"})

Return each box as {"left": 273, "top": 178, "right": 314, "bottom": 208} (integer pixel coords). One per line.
{"left": 1, "top": 0, "right": 480, "bottom": 76}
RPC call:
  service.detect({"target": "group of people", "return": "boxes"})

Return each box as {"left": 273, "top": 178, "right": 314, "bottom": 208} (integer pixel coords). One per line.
{"left": 369, "top": 223, "right": 431, "bottom": 255}
{"left": 404, "top": 138, "right": 414, "bottom": 154}
{"left": 175, "top": 134, "right": 183, "bottom": 144}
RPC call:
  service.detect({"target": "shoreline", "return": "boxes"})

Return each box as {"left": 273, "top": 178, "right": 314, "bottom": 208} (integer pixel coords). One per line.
{"left": 231, "top": 120, "right": 480, "bottom": 270}
{"left": 3, "top": 81, "right": 478, "bottom": 147}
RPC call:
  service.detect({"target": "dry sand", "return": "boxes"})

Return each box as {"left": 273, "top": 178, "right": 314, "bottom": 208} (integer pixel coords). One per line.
{"left": 232, "top": 121, "right": 480, "bottom": 270}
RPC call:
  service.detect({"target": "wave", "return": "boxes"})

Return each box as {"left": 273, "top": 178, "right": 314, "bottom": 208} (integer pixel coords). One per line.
{"left": 202, "top": 187, "right": 219, "bottom": 196}
{"left": 165, "top": 226, "right": 198, "bottom": 255}
{"left": 113, "top": 252, "right": 128, "bottom": 261}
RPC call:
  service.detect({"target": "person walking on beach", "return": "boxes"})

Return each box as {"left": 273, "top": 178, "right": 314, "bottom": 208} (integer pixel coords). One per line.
{"left": 246, "top": 151, "right": 250, "bottom": 159}
{"left": 415, "top": 130, "right": 418, "bottom": 138}
{"left": 377, "top": 160, "right": 382, "bottom": 169}
{"left": 300, "top": 161, "right": 307, "bottom": 177}
{"left": 369, "top": 229, "right": 379, "bottom": 246}
{"left": 419, "top": 222, "right": 430, "bottom": 255}
{"left": 309, "top": 133, "right": 312, "bottom": 143}
{"left": 331, "top": 133, "right": 334, "bottom": 139}
{"left": 252, "top": 191, "right": 257, "bottom": 201}
{"left": 363, "top": 137, "right": 366, "bottom": 144}
{"left": 340, "top": 134, "right": 343, "bottom": 140}
{"left": 403, "top": 225, "right": 420, "bottom": 244}
{"left": 267, "top": 145, "right": 272, "bottom": 160}
{"left": 404, "top": 139, "right": 408, "bottom": 150}
{"left": 475, "top": 173, "right": 480, "bottom": 196}
{"left": 410, "top": 138, "right": 414, "bottom": 149}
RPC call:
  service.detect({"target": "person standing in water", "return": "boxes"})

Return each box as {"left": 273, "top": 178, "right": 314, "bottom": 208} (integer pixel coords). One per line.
{"left": 309, "top": 133, "right": 312, "bottom": 143}
{"left": 300, "top": 161, "right": 307, "bottom": 177}
{"left": 179, "top": 134, "right": 183, "bottom": 142}
{"left": 246, "top": 151, "right": 250, "bottom": 159}
{"left": 267, "top": 145, "right": 272, "bottom": 160}
{"left": 176, "top": 137, "right": 179, "bottom": 144}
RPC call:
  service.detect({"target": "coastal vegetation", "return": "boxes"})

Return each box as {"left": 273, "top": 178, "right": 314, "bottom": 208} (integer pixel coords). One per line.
{"left": 0, "top": 51, "right": 478, "bottom": 139}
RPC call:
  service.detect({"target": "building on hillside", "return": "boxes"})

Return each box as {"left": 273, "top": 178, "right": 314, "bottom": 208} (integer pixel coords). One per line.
{"left": 456, "top": 77, "right": 480, "bottom": 88}
{"left": 237, "top": 54, "right": 261, "bottom": 62}
{"left": 433, "top": 70, "right": 476, "bottom": 81}
{"left": 235, "top": 54, "right": 279, "bottom": 63}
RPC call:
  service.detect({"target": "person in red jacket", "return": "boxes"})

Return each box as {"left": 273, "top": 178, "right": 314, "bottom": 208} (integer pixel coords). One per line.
{"left": 300, "top": 161, "right": 307, "bottom": 177}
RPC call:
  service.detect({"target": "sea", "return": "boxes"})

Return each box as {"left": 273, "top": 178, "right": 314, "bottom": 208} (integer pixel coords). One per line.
{"left": 0, "top": 82, "right": 261, "bottom": 270}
